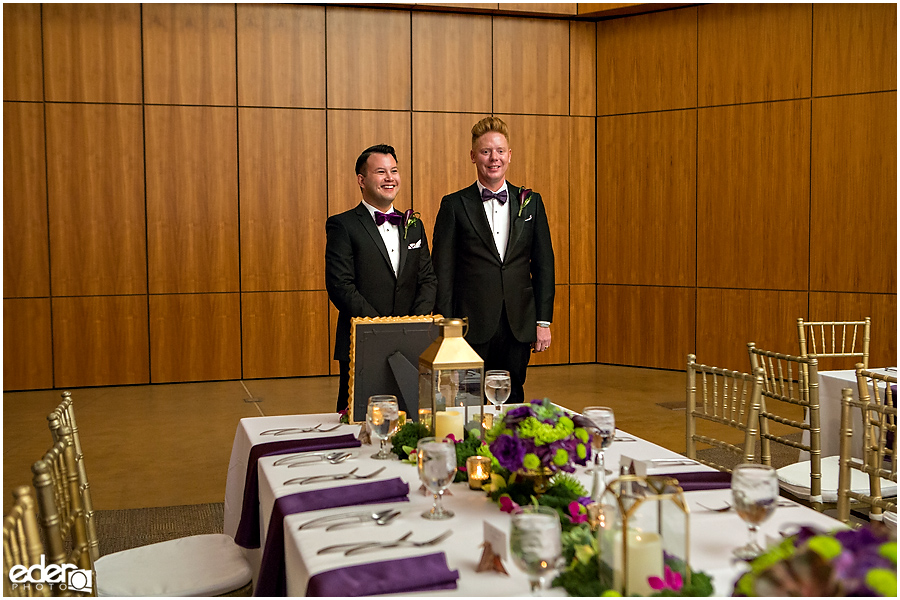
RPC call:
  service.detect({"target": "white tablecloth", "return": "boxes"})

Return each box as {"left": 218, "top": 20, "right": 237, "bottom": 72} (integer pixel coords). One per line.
{"left": 226, "top": 411, "right": 844, "bottom": 596}
{"left": 813, "top": 368, "right": 896, "bottom": 460}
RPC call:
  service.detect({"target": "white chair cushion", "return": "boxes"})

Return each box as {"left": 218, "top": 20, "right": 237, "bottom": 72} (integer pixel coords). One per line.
{"left": 883, "top": 510, "right": 897, "bottom": 532}
{"left": 777, "top": 455, "right": 898, "bottom": 504}
{"left": 94, "top": 533, "right": 252, "bottom": 597}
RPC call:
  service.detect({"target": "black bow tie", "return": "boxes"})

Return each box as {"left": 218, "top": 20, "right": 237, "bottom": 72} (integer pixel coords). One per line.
{"left": 481, "top": 188, "right": 508, "bottom": 205}
{"left": 374, "top": 210, "right": 402, "bottom": 226}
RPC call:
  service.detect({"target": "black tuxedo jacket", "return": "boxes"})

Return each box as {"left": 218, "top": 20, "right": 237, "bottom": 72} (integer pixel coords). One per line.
{"left": 325, "top": 203, "right": 437, "bottom": 362}
{"left": 432, "top": 182, "right": 554, "bottom": 345}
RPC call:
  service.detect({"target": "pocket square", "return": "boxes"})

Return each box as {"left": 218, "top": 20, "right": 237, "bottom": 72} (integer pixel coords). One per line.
{"left": 524, "top": 215, "right": 533, "bottom": 222}
{"left": 407, "top": 239, "right": 422, "bottom": 249}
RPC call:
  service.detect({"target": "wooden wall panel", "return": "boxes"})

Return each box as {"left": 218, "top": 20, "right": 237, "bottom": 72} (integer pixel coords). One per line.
{"left": 326, "top": 7, "right": 411, "bottom": 110}
{"left": 698, "top": 100, "right": 810, "bottom": 290}
{"left": 493, "top": 18, "right": 569, "bottom": 115}
{"left": 811, "top": 93, "right": 897, "bottom": 294}
{"left": 596, "top": 7, "right": 697, "bottom": 115}
{"left": 145, "top": 105, "right": 239, "bottom": 294}
{"left": 329, "top": 301, "right": 340, "bottom": 376}
{"left": 237, "top": 4, "right": 325, "bottom": 108}
{"left": 569, "top": 117, "right": 595, "bottom": 284}
{"left": 570, "top": 21, "right": 597, "bottom": 117}
{"left": 500, "top": 115, "right": 569, "bottom": 284}
{"left": 412, "top": 12, "right": 492, "bottom": 113}
{"left": 696, "top": 288, "right": 808, "bottom": 372}
{"left": 3, "top": 3, "right": 43, "bottom": 101}
{"left": 3, "top": 299, "right": 52, "bottom": 391}
{"left": 149, "top": 293, "right": 241, "bottom": 383}
{"left": 505, "top": 3, "right": 577, "bottom": 15}
{"left": 813, "top": 3, "right": 897, "bottom": 97}
{"left": 597, "top": 110, "right": 695, "bottom": 287}
{"left": 46, "top": 103, "right": 146, "bottom": 296}
{"left": 42, "top": 3, "right": 142, "bottom": 103}
{"left": 52, "top": 295, "right": 150, "bottom": 387}
{"left": 569, "top": 284, "right": 596, "bottom": 363}
{"left": 531, "top": 284, "right": 569, "bottom": 366}
{"left": 143, "top": 3, "right": 236, "bottom": 105}
{"left": 4, "top": 102, "right": 49, "bottom": 298}
{"left": 412, "top": 112, "right": 483, "bottom": 227}
{"left": 242, "top": 291, "right": 331, "bottom": 378}
{"left": 809, "top": 292, "right": 898, "bottom": 371}
{"left": 326, "top": 110, "right": 412, "bottom": 216}
{"left": 698, "top": 3, "right": 811, "bottom": 106}
{"left": 239, "top": 108, "right": 327, "bottom": 291}
{"left": 597, "top": 285, "right": 695, "bottom": 370}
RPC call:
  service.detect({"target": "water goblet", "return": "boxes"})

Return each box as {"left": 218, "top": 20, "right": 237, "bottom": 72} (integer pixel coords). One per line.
{"left": 485, "top": 370, "right": 512, "bottom": 407}
{"left": 583, "top": 406, "right": 615, "bottom": 499}
{"left": 510, "top": 505, "right": 563, "bottom": 595}
{"left": 731, "top": 463, "right": 779, "bottom": 560}
{"left": 417, "top": 437, "right": 457, "bottom": 520}
{"left": 367, "top": 395, "right": 400, "bottom": 460}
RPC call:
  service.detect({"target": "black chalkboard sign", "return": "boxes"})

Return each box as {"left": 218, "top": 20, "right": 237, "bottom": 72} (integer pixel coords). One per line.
{"left": 348, "top": 315, "right": 441, "bottom": 424}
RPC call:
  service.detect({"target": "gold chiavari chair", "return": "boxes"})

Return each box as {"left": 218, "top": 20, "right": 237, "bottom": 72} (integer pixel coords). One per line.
{"left": 747, "top": 343, "right": 832, "bottom": 511}
{"left": 686, "top": 355, "right": 765, "bottom": 472}
{"left": 3, "top": 486, "right": 50, "bottom": 597}
{"left": 44, "top": 394, "right": 253, "bottom": 597}
{"left": 48, "top": 392, "right": 98, "bottom": 564}
{"left": 797, "top": 317, "right": 871, "bottom": 370}
{"left": 836, "top": 366, "right": 898, "bottom": 525}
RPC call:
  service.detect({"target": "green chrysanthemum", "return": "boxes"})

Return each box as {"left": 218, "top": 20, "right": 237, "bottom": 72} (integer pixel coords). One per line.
{"left": 523, "top": 453, "right": 541, "bottom": 470}
{"left": 807, "top": 535, "right": 842, "bottom": 561}
{"left": 576, "top": 443, "right": 587, "bottom": 460}
{"left": 865, "top": 568, "right": 897, "bottom": 597}
{"left": 574, "top": 427, "right": 589, "bottom": 443}
{"left": 878, "top": 541, "right": 897, "bottom": 563}
{"left": 553, "top": 448, "right": 569, "bottom": 466}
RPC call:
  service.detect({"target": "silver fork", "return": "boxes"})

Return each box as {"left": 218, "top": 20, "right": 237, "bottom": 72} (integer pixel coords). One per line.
{"left": 317, "top": 531, "right": 413, "bottom": 555}
{"left": 283, "top": 466, "right": 386, "bottom": 486}
{"left": 344, "top": 530, "right": 453, "bottom": 555}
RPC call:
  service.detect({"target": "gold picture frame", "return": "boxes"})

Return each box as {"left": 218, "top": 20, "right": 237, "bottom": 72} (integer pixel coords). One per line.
{"left": 348, "top": 315, "right": 442, "bottom": 424}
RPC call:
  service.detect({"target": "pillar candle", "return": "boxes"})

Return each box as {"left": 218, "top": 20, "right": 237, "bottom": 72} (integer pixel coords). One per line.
{"left": 614, "top": 530, "right": 664, "bottom": 596}
{"left": 434, "top": 410, "right": 464, "bottom": 440}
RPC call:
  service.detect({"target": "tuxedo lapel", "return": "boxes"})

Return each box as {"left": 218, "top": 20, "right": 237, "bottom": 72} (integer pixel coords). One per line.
{"left": 397, "top": 210, "right": 409, "bottom": 276}
{"left": 460, "top": 183, "right": 501, "bottom": 262}
{"left": 354, "top": 203, "right": 395, "bottom": 278}
{"left": 507, "top": 183, "right": 527, "bottom": 256}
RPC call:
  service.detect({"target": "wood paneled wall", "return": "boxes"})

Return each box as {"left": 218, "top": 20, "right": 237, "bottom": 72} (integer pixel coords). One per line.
{"left": 597, "top": 3, "right": 897, "bottom": 372}
{"left": 3, "top": 3, "right": 895, "bottom": 391}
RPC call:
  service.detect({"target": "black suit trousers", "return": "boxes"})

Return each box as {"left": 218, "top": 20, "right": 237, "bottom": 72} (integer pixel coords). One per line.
{"left": 468, "top": 305, "right": 531, "bottom": 405}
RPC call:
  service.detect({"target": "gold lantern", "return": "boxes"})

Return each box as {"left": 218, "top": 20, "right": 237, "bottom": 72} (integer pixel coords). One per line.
{"left": 418, "top": 318, "right": 484, "bottom": 440}
{"left": 596, "top": 475, "right": 690, "bottom": 596}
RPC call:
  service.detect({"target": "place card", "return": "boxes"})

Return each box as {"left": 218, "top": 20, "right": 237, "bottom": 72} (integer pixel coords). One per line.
{"left": 477, "top": 521, "right": 510, "bottom": 575}
{"left": 483, "top": 520, "right": 508, "bottom": 560}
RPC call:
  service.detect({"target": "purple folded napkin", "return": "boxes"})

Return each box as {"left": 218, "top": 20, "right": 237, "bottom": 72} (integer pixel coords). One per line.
{"left": 306, "top": 552, "right": 459, "bottom": 597}
{"left": 253, "top": 477, "right": 410, "bottom": 597}
{"left": 666, "top": 470, "right": 732, "bottom": 491}
{"left": 234, "top": 434, "right": 361, "bottom": 548}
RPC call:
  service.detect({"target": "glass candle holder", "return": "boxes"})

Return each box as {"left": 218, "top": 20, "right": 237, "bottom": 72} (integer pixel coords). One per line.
{"left": 466, "top": 455, "right": 492, "bottom": 490}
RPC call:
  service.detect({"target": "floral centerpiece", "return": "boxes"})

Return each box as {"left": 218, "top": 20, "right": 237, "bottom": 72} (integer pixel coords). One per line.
{"left": 733, "top": 523, "right": 897, "bottom": 596}
{"left": 481, "top": 398, "right": 592, "bottom": 477}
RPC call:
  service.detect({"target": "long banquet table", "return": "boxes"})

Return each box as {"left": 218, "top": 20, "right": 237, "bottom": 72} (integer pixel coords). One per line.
{"left": 224, "top": 407, "right": 845, "bottom": 596}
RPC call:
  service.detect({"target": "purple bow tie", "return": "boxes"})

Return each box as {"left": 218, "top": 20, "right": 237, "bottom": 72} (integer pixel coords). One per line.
{"left": 374, "top": 210, "right": 403, "bottom": 226}
{"left": 481, "top": 188, "right": 508, "bottom": 205}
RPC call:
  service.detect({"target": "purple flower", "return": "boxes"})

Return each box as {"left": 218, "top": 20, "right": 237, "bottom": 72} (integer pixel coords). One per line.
{"left": 490, "top": 434, "right": 527, "bottom": 471}
{"left": 567, "top": 501, "right": 588, "bottom": 524}
{"left": 499, "top": 495, "right": 521, "bottom": 514}
{"left": 503, "top": 405, "right": 533, "bottom": 426}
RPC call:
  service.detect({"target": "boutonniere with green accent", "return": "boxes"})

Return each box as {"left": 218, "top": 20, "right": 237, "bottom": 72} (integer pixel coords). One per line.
{"left": 402, "top": 209, "right": 421, "bottom": 239}
{"left": 517, "top": 187, "right": 533, "bottom": 218}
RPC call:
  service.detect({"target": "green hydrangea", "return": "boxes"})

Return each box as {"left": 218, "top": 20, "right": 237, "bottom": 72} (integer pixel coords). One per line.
{"left": 553, "top": 448, "right": 569, "bottom": 466}
{"left": 523, "top": 453, "right": 541, "bottom": 470}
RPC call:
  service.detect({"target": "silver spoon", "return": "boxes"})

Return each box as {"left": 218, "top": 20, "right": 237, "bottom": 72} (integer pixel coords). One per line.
{"left": 317, "top": 531, "right": 413, "bottom": 555}
{"left": 344, "top": 530, "right": 453, "bottom": 555}
{"left": 326, "top": 509, "right": 401, "bottom": 531}
{"left": 286, "top": 452, "right": 352, "bottom": 467}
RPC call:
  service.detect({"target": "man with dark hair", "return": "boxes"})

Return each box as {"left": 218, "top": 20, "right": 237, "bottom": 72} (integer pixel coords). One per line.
{"left": 432, "top": 117, "right": 555, "bottom": 404}
{"left": 325, "top": 144, "right": 437, "bottom": 411}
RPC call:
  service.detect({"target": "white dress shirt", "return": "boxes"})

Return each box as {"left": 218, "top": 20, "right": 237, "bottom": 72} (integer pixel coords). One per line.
{"left": 476, "top": 181, "right": 510, "bottom": 263}
{"left": 361, "top": 200, "right": 400, "bottom": 276}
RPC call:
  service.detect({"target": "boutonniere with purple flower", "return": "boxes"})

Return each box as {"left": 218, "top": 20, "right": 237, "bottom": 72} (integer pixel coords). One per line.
{"left": 517, "top": 187, "right": 533, "bottom": 218}
{"left": 402, "top": 209, "right": 420, "bottom": 239}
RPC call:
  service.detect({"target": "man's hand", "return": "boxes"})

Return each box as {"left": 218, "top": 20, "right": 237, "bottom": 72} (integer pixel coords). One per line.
{"left": 532, "top": 325, "right": 551, "bottom": 353}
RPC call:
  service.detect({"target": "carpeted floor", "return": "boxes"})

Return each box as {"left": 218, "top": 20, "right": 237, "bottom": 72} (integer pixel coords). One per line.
{"left": 94, "top": 502, "right": 224, "bottom": 556}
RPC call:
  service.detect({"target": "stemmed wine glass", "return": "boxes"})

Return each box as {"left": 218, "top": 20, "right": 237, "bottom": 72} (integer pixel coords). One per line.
{"left": 509, "top": 505, "right": 563, "bottom": 595}
{"left": 485, "top": 370, "right": 512, "bottom": 407}
{"left": 731, "top": 463, "right": 779, "bottom": 560}
{"left": 417, "top": 437, "right": 458, "bottom": 520}
{"left": 583, "top": 406, "right": 615, "bottom": 499}
{"left": 367, "top": 395, "right": 400, "bottom": 460}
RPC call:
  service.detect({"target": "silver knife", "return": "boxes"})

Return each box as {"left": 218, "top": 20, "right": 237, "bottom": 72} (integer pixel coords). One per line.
{"left": 297, "top": 508, "right": 396, "bottom": 530}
